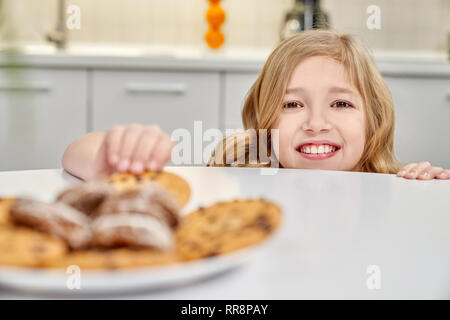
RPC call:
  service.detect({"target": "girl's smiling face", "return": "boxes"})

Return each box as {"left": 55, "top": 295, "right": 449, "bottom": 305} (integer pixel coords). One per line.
{"left": 272, "top": 56, "right": 366, "bottom": 171}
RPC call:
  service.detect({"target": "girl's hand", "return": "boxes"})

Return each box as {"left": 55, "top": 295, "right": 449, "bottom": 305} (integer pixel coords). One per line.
{"left": 93, "top": 123, "right": 175, "bottom": 177}
{"left": 396, "top": 161, "right": 450, "bottom": 180}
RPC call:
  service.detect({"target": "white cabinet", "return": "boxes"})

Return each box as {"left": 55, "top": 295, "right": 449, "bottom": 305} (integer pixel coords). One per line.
{"left": 92, "top": 70, "right": 220, "bottom": 135}
{"left": 223, "top": 72, "right": 259, "bottom": 130}
{"left": 0, "top": 59, "right": 448, "bottom": 172}
{"left": 0, "top": 68, "right": 87, "bottom": 170}
{"left": 384, "top": 76, "right": 450, "bottom": 168}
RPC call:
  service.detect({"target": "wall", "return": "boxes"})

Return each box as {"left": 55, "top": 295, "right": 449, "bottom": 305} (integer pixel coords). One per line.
{"left": 0, "top": 0, "right": 449, "bottom": 53}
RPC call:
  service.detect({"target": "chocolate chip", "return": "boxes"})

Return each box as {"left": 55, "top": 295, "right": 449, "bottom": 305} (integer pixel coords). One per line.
{"left": 206, "top": 251, "right": 219, "bottom": 258}
{"left": 255, "top": 214, "right": 272, "bottom": 233}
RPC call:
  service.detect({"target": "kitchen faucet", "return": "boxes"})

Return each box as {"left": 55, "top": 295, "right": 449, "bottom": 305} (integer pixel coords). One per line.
{"left": 46, "top": 0, "right": 66, "bottom": 50}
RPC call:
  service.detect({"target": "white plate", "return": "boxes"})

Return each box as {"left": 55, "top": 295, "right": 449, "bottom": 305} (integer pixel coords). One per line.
{"left": 0, "top": 167, "right": 277, "bottom": 296}
{"left": 0, "top": 244, "right": 263, "bottom": 296}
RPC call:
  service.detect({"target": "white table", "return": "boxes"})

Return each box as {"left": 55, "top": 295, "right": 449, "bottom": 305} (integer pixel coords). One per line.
{"left": 0, "top": 167, "right": 449, "bottom": 299}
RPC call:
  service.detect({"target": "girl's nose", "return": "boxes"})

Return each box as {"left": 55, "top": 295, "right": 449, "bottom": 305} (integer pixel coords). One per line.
{"left": 301, "top": 109, "right": 332, "bottom": 133}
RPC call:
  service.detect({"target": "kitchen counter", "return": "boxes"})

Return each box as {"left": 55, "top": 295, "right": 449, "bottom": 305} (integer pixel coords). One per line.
{"left": 0, "top": 45, "right": 449, "bottom": 76}
{"left": 0, "top": 166, "right": 449, "bottom": 299}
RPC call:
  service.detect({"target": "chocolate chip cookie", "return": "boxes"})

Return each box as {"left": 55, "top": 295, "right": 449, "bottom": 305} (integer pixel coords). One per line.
{"left": 0, "top": 226, "right": 67, "bottom": 267}
{"left": 175, "top": 199, "right": 282, "bottom": 260}
{"left": 44, "top": 248, "right": 180, "bottom": 270}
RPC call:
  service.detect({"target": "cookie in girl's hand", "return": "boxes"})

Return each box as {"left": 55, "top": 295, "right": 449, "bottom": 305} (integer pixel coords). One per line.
{"left": 107, "top": 170, "right": 191, "bottom": 207}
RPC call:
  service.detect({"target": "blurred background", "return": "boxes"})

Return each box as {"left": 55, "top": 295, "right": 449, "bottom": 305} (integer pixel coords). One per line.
{"left": 0, "top": 0, "right": 449, "bottom": 171}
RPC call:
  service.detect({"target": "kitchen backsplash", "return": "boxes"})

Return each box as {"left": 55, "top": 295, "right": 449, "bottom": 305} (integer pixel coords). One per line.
{"left": 1, "top": 0, "right": 449, "bottom": 52}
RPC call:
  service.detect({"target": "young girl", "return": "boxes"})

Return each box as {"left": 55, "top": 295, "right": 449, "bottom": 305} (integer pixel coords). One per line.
{"left": 62, "top": 30, "right": 450, "bottom": 181}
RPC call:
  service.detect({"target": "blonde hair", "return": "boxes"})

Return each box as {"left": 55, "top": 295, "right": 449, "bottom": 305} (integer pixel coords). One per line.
{"left": 208, "top": 29, "right": 403, "bottom": 173}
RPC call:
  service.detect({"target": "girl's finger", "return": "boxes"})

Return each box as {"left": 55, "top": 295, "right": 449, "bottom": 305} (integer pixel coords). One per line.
{"left": 129, "top": 126, "right": 161, "bottom": 174}
{"left": 404, "top": 161, "right": 431, "bottom": 179}
{"left": 148, "top": 135, "right": 175, "bottom": 171}
{"left": 397, "top": 162, "right": 417, "bottom": 176}
{"left": 117, "top": 123, "right": 144, "bottom": 172}
{"left": 418, "top": 166, "right": 443, "bottom": 180}
{"left": 104, "top": 125, "right": 125, "bottom": 167}
{"left": 436, "top": 169, "right": 450, "bottom": 180}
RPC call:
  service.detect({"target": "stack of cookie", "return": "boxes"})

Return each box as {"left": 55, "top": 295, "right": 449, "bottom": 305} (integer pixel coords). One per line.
{"left": 0, "top": 170, "right": 282, "bottom": 270}
{"left": 8, "top": 180, "right": 181, "bottom": 251}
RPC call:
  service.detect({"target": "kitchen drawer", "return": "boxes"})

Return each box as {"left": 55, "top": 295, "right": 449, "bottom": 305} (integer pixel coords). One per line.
{"left": 384, "top": 76, "right": 450, "bottom": 168}
{"left": 92, "top": 70, "right": 220, "bottom": 135}
{"left": 223, "top": 72, "right": 259, "bottom": 130}
{"left": 0, "top": 68, "right": 87, "bottom": 171}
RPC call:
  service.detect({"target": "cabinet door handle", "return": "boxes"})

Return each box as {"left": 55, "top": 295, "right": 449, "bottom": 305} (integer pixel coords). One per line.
{"left": 125, "top": 82, "right": 187, "bottom": 94}
{"left": 0, "top": 82, "right": 51, "bottom": 92}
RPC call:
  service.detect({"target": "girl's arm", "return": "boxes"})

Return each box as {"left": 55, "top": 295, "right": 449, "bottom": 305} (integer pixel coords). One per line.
{"left": 62, "top": 131, "right": 106, "bottom": 181}
{"left": 62, "top": 123, "right": 175, "bottom": 181}
{"left": 396, "top": 161, "right": 450, "bottom": 180}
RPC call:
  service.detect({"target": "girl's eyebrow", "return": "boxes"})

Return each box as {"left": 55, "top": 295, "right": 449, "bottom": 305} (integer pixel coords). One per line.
{"left": 328, "top": 86, "right": 357, "bottom": 96}
{"left": 285, "top": 86, "right": 307, "bottom": 94}
{"left": 285, "top": 86, "right": 357, "bottom": 96}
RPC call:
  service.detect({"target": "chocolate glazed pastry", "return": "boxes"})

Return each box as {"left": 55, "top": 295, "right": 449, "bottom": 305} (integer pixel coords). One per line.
{"left": 56, "top": 181, "right": 117, "bottom": 215}
{"left": 90, "top": 212, "right": 174, "bottom": 250}
{"left": 90, "top": 183, "right": 181, "bottom": 250}
{"left": 94, "top": 183, "right": 180, "bottom": 228}
{"left": 10, "top": 199, "right": 92, "bottom": 250}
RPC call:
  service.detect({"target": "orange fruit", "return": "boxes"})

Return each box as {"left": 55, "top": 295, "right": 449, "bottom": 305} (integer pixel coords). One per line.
{"left": 205, "top": 29, "right": 224, "bottom": 49}
{"left": 206, "top": 4, "right": 226, "bottom": 28}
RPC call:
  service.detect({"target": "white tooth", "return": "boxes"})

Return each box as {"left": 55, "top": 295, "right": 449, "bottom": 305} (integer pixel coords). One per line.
{"left": 310, "top": 145, "right": 317, "bottom": 154}
{"left": 317, "top": 145, "right": 324, "bottom": 154}
{"left": 305, "top": 146, "right": 311, "bottom": 154}
{"left": 331, "top": 147, "right": 336, "bottom": 152}
{"left": 324, "top": 145, "right": 330, "bottom": 153}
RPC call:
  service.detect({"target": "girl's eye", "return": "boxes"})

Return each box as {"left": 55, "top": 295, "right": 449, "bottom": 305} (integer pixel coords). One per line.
{"left": 283, "top": 101, "right": 303, "bottom": 109}
{"left": 331, "top": 101, "right": 353, "bottom": 108}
